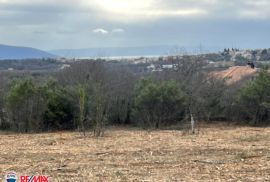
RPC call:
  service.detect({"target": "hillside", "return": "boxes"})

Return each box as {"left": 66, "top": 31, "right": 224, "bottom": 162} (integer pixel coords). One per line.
{"left": 210, "top": 66, "right": 258, "bottom": 84}
{"left": 0, "top": 44, "right": 56, "bottom": 60}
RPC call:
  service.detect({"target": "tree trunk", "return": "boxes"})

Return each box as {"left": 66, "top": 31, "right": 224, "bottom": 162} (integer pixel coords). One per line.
{"left": 191, "top": 113, "right": 195, "bottom": 134}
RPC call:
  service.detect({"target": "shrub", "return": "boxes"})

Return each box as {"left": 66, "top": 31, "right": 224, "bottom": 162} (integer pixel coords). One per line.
{"left": 132, "top": 79, "right": 186, "bottom": 128}
{"left": 238, "top": 69, "right": 270, "bottom": 125}
{"left": 6, "top": 78, "right": 47, "bottom": 132}
{"left": 43, "top": 81, "right": 76, "bottom": 131}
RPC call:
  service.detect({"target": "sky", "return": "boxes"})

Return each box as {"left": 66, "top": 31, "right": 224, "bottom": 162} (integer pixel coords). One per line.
{"left": 0, "top": 0, "right": 270, "bottom": 50}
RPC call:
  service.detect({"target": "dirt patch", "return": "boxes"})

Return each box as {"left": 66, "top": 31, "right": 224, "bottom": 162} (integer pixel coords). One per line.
{"left": 0, "top": 125, "right": 270, "bottom": 181}
{"left": 210, "top": 66, "right": 258, "bottom": 84}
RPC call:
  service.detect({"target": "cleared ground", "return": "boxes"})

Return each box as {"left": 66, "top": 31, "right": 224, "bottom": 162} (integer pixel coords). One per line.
{"left": 0, "top": 124, "right": 270, "bottom": 181}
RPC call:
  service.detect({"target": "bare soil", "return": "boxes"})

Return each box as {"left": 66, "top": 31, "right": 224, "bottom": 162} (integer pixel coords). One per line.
{"left": 210, "top": 66, "right": 258, "bottom": 84}
{"left": 0, "top": 124, "right": 270, "bottom": 181}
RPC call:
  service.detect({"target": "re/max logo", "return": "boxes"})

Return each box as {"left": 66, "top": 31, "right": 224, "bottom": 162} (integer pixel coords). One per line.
{"left": 20, "top": 176, "right": 49, "bottom": 182}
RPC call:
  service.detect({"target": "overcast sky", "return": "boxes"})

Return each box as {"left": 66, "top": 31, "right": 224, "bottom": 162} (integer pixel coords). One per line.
{"left": 0, "top": 0, "right": 270, "bottom": 50}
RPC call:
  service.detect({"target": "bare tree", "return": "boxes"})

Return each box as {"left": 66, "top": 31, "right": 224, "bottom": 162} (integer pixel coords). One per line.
{"left": 91, "top": 83, "right": 108, "bottom": 137}
{"left": 78, "top": 86, "right": 86, "bottom": 136}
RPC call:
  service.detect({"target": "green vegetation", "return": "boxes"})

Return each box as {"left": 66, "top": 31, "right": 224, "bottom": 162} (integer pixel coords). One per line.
{"left": 133, "top": 79, "right": 186, "bottom": 128}
{"left": 238, "top": 68, "right": 270, "bottom": 125}
{"left": 7, "top": 78, "right": 46, "bottom": 132}
{"left": 0, "top": 60, "right": 270, "bottom": 134}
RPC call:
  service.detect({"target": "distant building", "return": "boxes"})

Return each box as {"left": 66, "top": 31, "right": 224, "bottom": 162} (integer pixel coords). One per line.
{"left": 60, "top": 64, "right": 71, "bottom": 70}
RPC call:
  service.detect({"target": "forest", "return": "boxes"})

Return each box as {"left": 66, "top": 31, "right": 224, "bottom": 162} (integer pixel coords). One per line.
{"left": 0, "top": 58, "right": 269, "bottom": 136}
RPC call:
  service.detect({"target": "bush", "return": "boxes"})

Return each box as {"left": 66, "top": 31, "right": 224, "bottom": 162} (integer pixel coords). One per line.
{"left": 43, "top": 83, "right": 76, "bottom": 131}
{"left": 238, "top": 69, "right": 270, "bottom": 125}
{"left": 6, "top": 79, "right": 77, "bottom": 132}
{"left": 6, "top": 78, "right": 47, "bottom": 132}
{"left": 132, "top": 79, "right": 186, "bottom": 128}
{"left": 193, "top": 78, "right": 227, "bottom": 121}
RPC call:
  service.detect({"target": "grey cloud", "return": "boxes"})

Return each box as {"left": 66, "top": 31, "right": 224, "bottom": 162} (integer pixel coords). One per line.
{"left": 0, "top": 0, "right": 84, "bottom": 12}
{"left": 56, "top": 30, "right": 78, "bottom": 35}
{"left": 155, "top": 0, "right": 270, "bottom": 19}
{"left": 0, "top": 1, "right": 100, "bottom": 26}
{"left": 32, "top": 30, "right": 46, "bottom": 34}
{"left": 112, "top": 28, "right": 125, "bottom": 33}
{"left": 0, "top": 0, "right": 269, "bottom": 50}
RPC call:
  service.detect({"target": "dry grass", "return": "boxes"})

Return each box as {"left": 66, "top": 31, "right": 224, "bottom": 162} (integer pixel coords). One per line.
{"left": 0, "top": 124, "right": 270, "bottom": 181}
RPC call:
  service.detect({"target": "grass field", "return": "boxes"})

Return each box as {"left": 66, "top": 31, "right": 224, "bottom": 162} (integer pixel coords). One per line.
{"left": 0, "top": 124, "right": 270, "bottom": 181}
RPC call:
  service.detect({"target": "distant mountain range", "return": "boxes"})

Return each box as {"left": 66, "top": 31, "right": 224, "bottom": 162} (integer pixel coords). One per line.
{"left": 50, "top": 45, "right": 221, "bottom": 58}
{"left": 0, "top": 44, "right": 56, "bottom": 60}
{"left": 49, "top": 45, "right": 176, "bottom": 58}
{"left": 6, "top": 43, "right": 267, "bottom": 61}
{"left": 0, "top": 43, "right": 224, "bottom": 60}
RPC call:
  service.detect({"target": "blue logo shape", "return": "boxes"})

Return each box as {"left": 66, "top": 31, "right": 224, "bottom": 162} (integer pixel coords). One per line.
{"left": 6, "top": 172, "right": 17, "bottom": 182}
